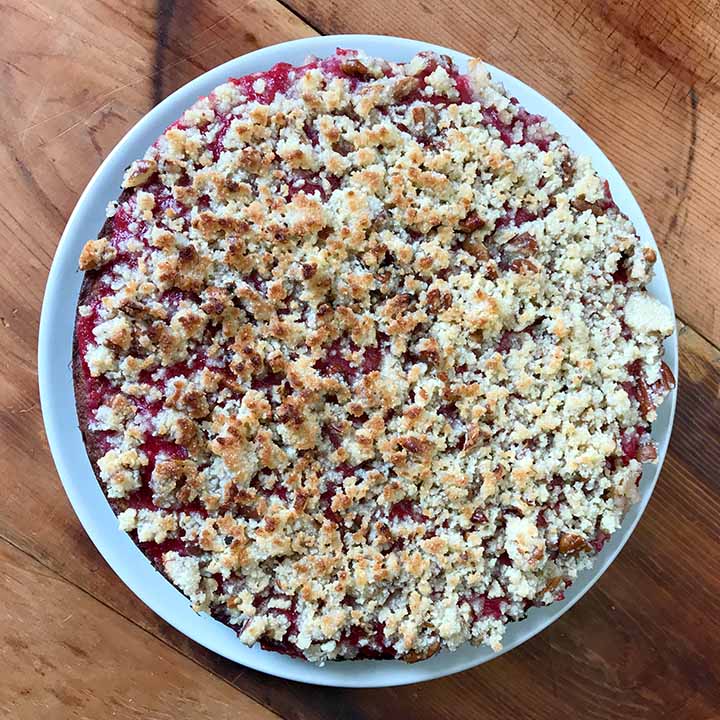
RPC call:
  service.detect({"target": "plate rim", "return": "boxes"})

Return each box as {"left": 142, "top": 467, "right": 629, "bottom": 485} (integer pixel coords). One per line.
{"left": 38, "top": 33, "right": 678, "bottom": 688}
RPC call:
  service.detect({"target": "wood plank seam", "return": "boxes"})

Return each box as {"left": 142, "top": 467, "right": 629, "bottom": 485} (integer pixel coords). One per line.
{"left": 274, "top": 0, "right": 325, "bottom": 35}
{"left": 673, "top": 314, "right": 719, "bottom": 354}
{"left": 153, "top": 0, "right": 178, "bottom": 106}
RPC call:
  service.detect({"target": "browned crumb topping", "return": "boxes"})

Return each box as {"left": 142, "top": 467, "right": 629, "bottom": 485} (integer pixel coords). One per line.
{"left": 76, "top": 49, "right": 674, "bottom": 663}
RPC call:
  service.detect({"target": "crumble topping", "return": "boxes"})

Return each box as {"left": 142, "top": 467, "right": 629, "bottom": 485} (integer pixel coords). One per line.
{"left": 75, "top": 49, "right": 675, "bottom": 663}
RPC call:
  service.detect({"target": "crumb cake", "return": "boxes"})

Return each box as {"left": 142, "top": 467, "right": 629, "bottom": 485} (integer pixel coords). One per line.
{"left": 74, "top": 49, "right": 675, "bottom": 663}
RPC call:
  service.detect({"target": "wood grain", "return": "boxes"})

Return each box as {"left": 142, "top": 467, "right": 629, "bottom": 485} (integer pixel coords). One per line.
{"left": 0, "top": 539, "right": 280, "bottom": 720}
{"left": 2, "top": 323, "right": 718, "bottom": 720}
{"left": 284, "top": 0, "right": 720, "bottom": 348}
{"left": 1, "top": 0, "right": 719, "bottom": 718}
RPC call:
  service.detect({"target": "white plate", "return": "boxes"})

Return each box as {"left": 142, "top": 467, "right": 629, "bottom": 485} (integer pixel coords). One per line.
{"left": 39, "top": 34, "right": 678, "bottom": 688}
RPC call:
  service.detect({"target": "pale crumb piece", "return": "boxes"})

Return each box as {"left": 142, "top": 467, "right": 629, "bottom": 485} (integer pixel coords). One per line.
{"left": 117, "top": 508, "right": 137, "bottom": 532}
{"left": 163, "top": 552, "right": 201, "bottom": 596}
{"left": 240, "top": 616, "right": 268, "bottom": 645}
{"left": 122, "top": 158, "right": 157, "bottom": 188}
{"left": 624, "top": 292, "right": 675, "bottom": 335}
{"left": 84, "top": 343, "right": 116, "bottom": 377}
{"left": 79, "top": 237, "right": 116, "bottom": 271}
{"left": 135, "top": 509, "right": 178, "bottom": 542}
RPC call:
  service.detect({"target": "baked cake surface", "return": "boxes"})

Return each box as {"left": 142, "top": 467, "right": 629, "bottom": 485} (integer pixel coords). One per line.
{"left": 74, "top": 49, "right": 675, "bottom": 663}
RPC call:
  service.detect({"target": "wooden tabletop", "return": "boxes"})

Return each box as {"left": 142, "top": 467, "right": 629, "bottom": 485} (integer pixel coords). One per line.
{"left": 2, "top": 0, "right": 719, "bottom": 717}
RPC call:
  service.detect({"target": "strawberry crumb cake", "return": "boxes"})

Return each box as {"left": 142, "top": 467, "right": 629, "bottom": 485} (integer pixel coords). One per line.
{"left": 74, "top": 49, "right": 675, "bottom": 663}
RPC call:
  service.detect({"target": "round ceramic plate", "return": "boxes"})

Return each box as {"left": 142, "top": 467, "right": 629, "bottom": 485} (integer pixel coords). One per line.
{"left": 39, "top": 34, "right": 678, "bottom": 688}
